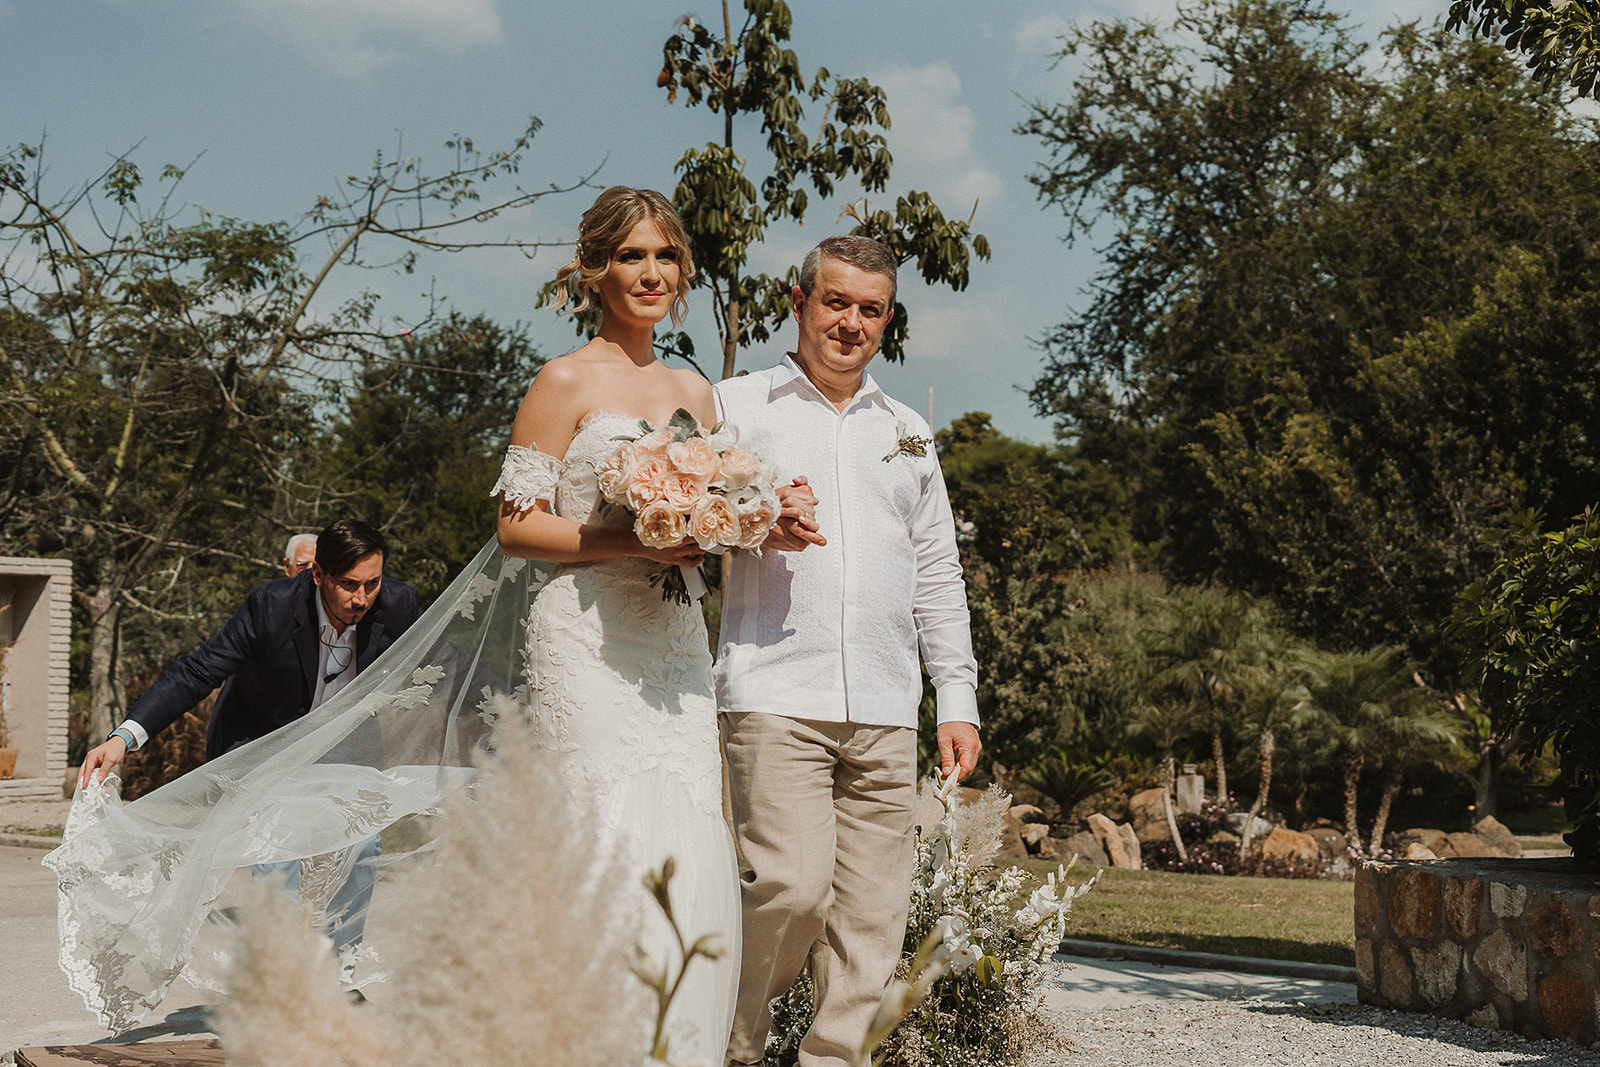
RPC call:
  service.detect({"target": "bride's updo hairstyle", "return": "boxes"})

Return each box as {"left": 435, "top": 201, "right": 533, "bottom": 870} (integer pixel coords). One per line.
{"left": 551, "top": 186, "right": 696, "bottom": 327}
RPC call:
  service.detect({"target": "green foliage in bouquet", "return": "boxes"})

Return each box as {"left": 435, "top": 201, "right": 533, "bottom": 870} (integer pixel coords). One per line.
{"left": 1451, "top": 506, "right": 1600, "bottom": 868}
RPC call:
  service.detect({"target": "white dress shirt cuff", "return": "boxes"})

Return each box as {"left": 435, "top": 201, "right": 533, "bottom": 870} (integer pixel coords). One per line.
{"left": 934, "top": 683, "right": 979, "bottom": 727}
{"left": 114, "top": 718, "right": 150, "bottom": 752}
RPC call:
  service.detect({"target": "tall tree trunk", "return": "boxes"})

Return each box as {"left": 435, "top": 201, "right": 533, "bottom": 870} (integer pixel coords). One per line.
{"left": 1474, "top": 740, "right": 1500, "bottom": 819}
{"left": 81, "top": 584, "right": 124, "bottom": 743}
{"left": 1208, "top": 694, "right": 1228, "bottom": 806}
{"left": 1341, "top": 748, "right": 1365, "bottom": 855}
{"left": 1160, "top": 747, "right": 1188, "bottom": 862}
{"left": 1370, "top": 765, "right": 1403, "bottom": 854}
{"left": 1239, "top": 726, "right": 1274, "bottom": 856}
{"left": 1292, "top": 777, "right": 1309, "bottom": 829}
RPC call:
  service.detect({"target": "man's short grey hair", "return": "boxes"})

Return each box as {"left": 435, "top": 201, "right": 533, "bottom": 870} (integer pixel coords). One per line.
{"left": 798, "top": 236, "right": 898, "bottom": 305}
{"left": 283, "top": 533, "right": 317, "bottom": 560}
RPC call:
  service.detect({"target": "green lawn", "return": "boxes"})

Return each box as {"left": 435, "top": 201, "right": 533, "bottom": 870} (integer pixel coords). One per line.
{"left": 1004, "top": 859, "right": 1355, "bottom": 968}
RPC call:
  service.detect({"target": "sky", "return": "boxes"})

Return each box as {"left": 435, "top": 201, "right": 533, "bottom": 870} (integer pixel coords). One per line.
{"left": 3, "top": 0, "right": 1448, "bottom": 443}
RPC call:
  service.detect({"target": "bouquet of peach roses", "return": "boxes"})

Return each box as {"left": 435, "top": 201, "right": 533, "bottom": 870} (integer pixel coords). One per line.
{"left": 597, "top": 408, "right": 780, "bottom": 602}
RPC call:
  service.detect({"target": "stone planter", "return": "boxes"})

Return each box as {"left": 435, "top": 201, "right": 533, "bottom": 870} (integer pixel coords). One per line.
{"left": 1355, "top": 857, "right": 1600, "bottom": 1045}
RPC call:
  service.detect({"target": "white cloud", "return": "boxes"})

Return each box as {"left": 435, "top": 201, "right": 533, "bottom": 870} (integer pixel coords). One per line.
{"left": 232, "top": 0, "right": 504, "bottom": 75}
{"left": 870, "top": 61, "right": 1004, "bottom": 213}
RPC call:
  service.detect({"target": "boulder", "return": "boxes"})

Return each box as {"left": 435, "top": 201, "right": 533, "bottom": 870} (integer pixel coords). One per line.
{"left": 1306, "top": 826, "right": 1348, "bottom": 857}
{"left": 999, "top": 808, "right": 1027, "bottom": 859}
{"left": 1259, "top": 827, "right": 1320, "bottom": 871}
{"left": 1022, "top": 822, "right": 1051, "bottom": 853}
{"left": 1053, "top": 829, "right": 1109, "bottom": 870}
{"left": 1396, "top": 828, "right": 1450, "bottom": 856}
{"left": 1471, "top": 816, "right": 1523, "bottom": 858}
{"left": 1225, "top": 812, "right": 1274, "bottom": 841}
{"left": 1403, "top": 842, "right": 1440, "bottom": 861}
{"left": 1088, "top": 812, "right": 1142, "bottom": 869}
{"left": 1010, "top": 803, "right": 1049, "bottom": 825}
{"left": 1116, "top": 821, "right": 1143, "bottom": 870}
{"left": 1207, "top": 829, "right": 1241, "bottom": 849}
{"left": 1443, "top": 831, "right": 1505, "bottom": 859}
{"left": 1128, "top": 787, "right": 1173, "bottom": 844}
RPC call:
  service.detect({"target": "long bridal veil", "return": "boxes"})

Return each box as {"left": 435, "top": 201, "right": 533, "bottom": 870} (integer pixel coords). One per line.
{"left": 44, "top": 540, "right": 551, "bottom": 1033}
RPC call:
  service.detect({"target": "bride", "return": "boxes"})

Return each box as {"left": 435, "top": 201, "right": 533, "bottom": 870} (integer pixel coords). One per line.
{"left": 490, "top": 185, "right": 739, "bottom": 1058}
{"left": 44, "top": 189, "right": 751, "bottom": 1059}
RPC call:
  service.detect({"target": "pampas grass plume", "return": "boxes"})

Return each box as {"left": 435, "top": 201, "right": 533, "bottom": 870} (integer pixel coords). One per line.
{"left": 217, "top": 718, "right": 649, "bottom": 1065}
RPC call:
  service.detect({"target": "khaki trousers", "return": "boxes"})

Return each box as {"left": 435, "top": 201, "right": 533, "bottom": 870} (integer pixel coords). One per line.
{"left": 721, "top": 712, "right": 917, "bottom": 1067}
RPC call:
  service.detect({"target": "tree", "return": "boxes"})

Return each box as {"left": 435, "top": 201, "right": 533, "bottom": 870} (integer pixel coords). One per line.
{"left": 935, "top": 413, "right": 1091, "bottom": 764}
{"left": 1234, "top": 649, "right": 1302, "bottom": 855}
{"left": 656, "top": 0, "right": 989, "bottom": 378}
{"left": 1447, "top": 0, "right": 1600, "bottom": 95}
{"left": 1450, "top": 507, "right": 1600, "bottom": 867}
{"left": 1150, "top": 585, "right": 1274, "bottom": 805}
{"left": 304, "top": 312, "right": 546, "bottom": 604}
{"left": 1292, "top": 646, "right": 1454, "bottom": 853}
{"left": 0, "top": 124, "right": 580, "bottom": 741}
{"left": 1020, "top": 2, "right": 1600, "bottom": 689}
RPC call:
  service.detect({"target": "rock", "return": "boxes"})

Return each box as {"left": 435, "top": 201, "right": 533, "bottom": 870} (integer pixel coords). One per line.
{"left": 1443, "top": 876, "right": 1483, "bottom": 939}
{"left": 1539, "top": 973, "right": 1589, "bottom": 1041}
{"left": 1473, "top": 928, "right": 1528, "bottom": 1001}
{"left": 1530, "top": 901, "right": 1581, "bottom": 958}
{"left": 1325, "top": 855, "right": 1352, "bottom": 881}
{"left": 1379, "top": 939, "right": 1414, "bottom": 1007}
{"left": 1389, "top": 867, "right": 1441, "bottom": 939}
{"left": 1206, "top": 829, "right": 1240, "bottom": 849}
{"left": 1022, "top": 822, "right": 1051, "bottom": 854}
{"left": 1225, "top": 812, "right": 1274, "bottom": 842}
{"left": 1306, "top": 826, "right": 1347, "bottom": 857}
{"left": 1117, "top": 822, "right": 1143, "bottom": 870}
{"left": 1471, "top": 815, "right": 1523, "bottom": 858}
{"left": 1055, "top": 829, "right": 1109, "bottom": 870}
{"left": 1442, "top": 831, "right": 1504, "bottom": 858}
{"left": 1411, "top": 940, "right": 1462, "bottom": 1008}
{"left": 1011, "top": 803, "right": 1048, "bottom": 824}
{"left": 1127, "top": 787, "right": 1173, "bottom": 843}
{"left": 1402, "top": 843, "right": 1439, "bottom": 860}
{"left": 1088, "top": 812, "right": 1141, "bottom": 870}
{"left": 999, "top": 809, "right": 1027, "bottom": 859}
{"left": 1396, "top": 827, "right": 1450, "bottom": 855}
{"left": 1259, "top": 827, "right": 1319, "bottom": 871}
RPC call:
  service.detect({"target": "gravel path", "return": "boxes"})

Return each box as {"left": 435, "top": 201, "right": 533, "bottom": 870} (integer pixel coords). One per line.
{"left": 1034, "top": 980, "right": 1600, "bottom": 1066}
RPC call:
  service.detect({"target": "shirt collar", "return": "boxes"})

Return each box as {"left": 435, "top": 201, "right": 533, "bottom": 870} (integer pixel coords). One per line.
{"left": 772, "top": 353, "right": 887, "bottom": 412}
{"left": 313, "top": 585, "right": 352, "bottom": 643}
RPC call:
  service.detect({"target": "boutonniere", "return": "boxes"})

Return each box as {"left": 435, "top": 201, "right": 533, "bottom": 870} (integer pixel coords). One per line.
{"left": 883, "top": 420, "right": 933, "bottom": 462}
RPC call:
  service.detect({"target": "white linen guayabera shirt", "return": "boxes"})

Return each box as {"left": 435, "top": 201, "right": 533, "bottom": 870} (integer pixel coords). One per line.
{"left": 713, "top": 355, "right": 979, "bottom": 728}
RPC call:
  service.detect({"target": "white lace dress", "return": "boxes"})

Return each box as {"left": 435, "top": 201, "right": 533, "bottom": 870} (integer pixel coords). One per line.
{"left": 493, "top": 412, "right": 740, "bottom": 1063}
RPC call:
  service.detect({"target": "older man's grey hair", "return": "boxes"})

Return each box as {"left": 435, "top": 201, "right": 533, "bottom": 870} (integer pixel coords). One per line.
{"left": 283, "top": 533, "right": 317, "bottom": 560}
{"left": 798, "top": 236, "right": 898, "bottom": 305}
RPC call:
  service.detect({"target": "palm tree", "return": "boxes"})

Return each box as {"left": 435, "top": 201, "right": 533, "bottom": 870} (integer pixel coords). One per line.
{"left": 1234, "top": 657, "right": 1304, "bottom": 856}
{"left": 1292, "top": 646, "right": 1452, "bottom": 855}
{"left": 1365, "top": 699, "right": 1460, "bottom": 853}
{"left": 1153, "top": 586, "right": 1272, "bottom": 806}
{"left": 1121, "top": 692, "right": 1206, "bottom": 863}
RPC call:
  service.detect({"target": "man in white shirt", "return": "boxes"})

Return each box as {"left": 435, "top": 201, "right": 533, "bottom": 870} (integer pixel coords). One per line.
{"left": 715, "top": 235, "right": 982, "bottom": 1067}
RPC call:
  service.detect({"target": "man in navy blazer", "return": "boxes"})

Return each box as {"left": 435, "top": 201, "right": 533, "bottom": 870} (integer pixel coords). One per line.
{"left": 78, "top": 519, "right": 422, "bottom": 784}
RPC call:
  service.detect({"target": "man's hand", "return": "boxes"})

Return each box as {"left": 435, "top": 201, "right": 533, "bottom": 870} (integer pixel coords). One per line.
{"left": 78, "top": 736, "right": 128, "bottom": 790}
{"left": 764, "top": 475, "right": 827, "bottom": 552}
{"left": 937, "top": 722, "right": 982, "bottom": 782}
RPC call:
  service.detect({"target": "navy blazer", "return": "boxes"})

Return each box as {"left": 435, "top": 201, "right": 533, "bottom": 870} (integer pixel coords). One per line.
{"left": 126, "top": 570, "right": 422, "bottom": 760}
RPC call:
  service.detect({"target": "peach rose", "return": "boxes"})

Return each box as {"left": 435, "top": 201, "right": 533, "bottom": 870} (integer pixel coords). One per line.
{"left": 626, "top": 455, "right": 671, "bottom": 511}
{"left": 634, "top": 427, "right": 674, "bottom": 456}
{"left": 635, "top": 498, "right": 689, "bottom": 549}
{"left": 733, "top": 486, "right": 780, "bottom": 550}
{"left": 597, "top": 442, "right": 640, "bottom": 504}
{"left": 688, "top": 493, "right": 741, "bottom": 550}
{"left": 667, "top": 437, "right": 722, "bottom": 483}
{"left": 661, "top": 470, "right": 707, "bottom": 511}
{"left": 719, "top": 447, "right": 764, "bottom": 490}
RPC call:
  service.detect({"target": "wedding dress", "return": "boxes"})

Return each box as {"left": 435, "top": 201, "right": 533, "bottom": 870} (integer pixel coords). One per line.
{"left": 43, "top": 410, "right": 739, "bottom": 1063}
{"left": 493, "top": 410, "right": 740, "bottom": 1062}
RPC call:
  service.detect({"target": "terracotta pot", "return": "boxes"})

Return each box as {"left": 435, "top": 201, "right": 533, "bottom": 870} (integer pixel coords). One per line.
{"left": 0, "top": 747, "right": 17, "bottom": 780}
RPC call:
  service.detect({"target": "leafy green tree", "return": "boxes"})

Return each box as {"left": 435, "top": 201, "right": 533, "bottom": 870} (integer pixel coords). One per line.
{"left": 1292, "top": 646, "right": 1455, "bottom": 853}
{"left": 1447, "top": 0, "right": 1600, "bottom": 94}
{"left": 656, "top": 0, "right": 989, "bottom": 378}
{"left": 303, "top": 313, "right": 546, "bottom": 604}
{"left": 935, "top": 414, "right": 1093, "bottom": 765}
{"left": 1450, "top": 507, "right": 1600, "bottom": 867}
{"left": 1020, "top": 1, "right": 1600, "bottom": 692}
{"left": 0, "top": 124, "right": 577, "bottom": 741}
{"left": 1233, "top": 645, "right": 1302, "bottom": 854}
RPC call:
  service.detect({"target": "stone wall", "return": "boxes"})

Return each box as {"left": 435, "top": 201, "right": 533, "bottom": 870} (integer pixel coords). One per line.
{"left": 1356, "top": 857, "right": 1600, "bottom": 1046}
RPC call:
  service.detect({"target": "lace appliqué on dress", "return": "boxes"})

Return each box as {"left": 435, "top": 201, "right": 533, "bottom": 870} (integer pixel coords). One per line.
{"left": 491, "top": 444, "right": 564, "bottom": 512}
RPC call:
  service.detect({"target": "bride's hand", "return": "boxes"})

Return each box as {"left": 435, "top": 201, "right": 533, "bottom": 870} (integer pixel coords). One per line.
{"left": 636, "top": 538, "right": 706, "bottom": 568}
